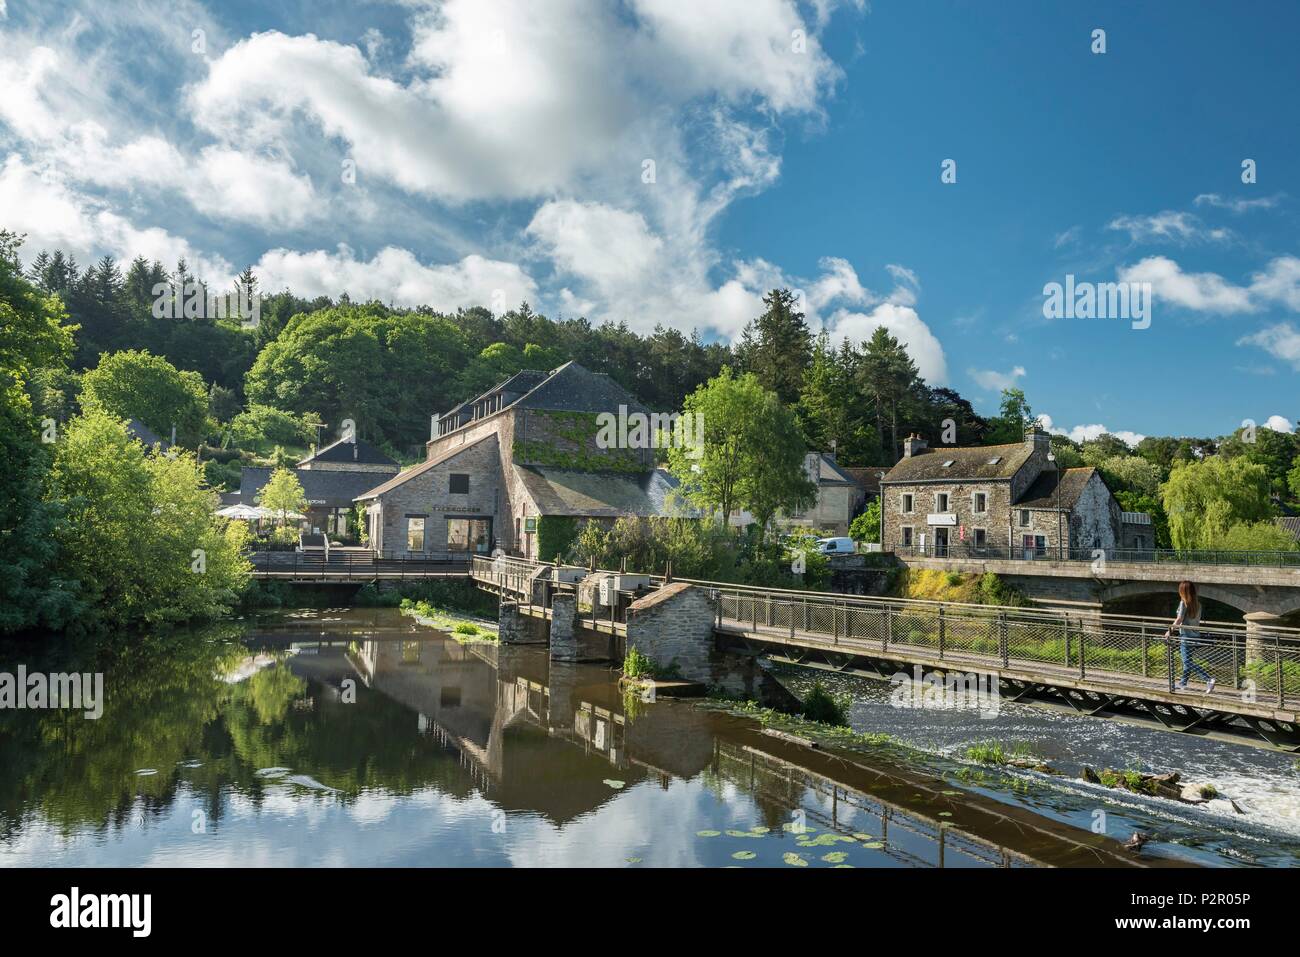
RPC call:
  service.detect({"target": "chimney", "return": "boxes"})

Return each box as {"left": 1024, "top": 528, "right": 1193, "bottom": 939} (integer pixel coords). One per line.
{"left": 1024, "top": 424, "right": 1051, "bottom": 455}
{"left": 902, "top": 433, "right": 927, "bottom": 458}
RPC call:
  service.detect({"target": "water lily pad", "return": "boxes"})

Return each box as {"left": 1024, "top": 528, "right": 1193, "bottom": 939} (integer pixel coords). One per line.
{"left": 781, "top": 822, "right": 817, "bottom": 834}
{"left": 696, "top": 829, "right": 721, "bottom": 838}
{"left": 798, "top": 832, "right": 855, "bottom": 847}
{"left": 822, "top": 851, "right": 849, "bottom": 864}
{"left": 134, "top": 769, "right": 157, "bottom": 776}
{"left": 732, "top": 850, "right": 757, "bottom": 860}
{"left": 939, "top": 811, "right": 953, "bottom": 818}
{"left": 860, "top": 841, "right": 884, "bottom": 849}
{"left": 851, "top": 833, "right": 874, "bottom": 841}
{"left": 726, "top": 828, "right": 766, "bottom": 839}
{"left": 603, "top": 779, "right": 625, "bottom": 789}
{"left": 782, "top": 852, "right": 808, "bottom": 867}
{"left": 833, "top": 864, "right": 855, "bottom": 868}
{"left": 255, "top": 767, "right": 291, "bottom": 778}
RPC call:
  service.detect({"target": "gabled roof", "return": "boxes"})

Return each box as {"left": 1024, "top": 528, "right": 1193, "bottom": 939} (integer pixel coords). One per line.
{"left": 882, "top": 442, "right": 1033, "bottom": 483}
{"left": 445, "top": 369, "right": 551, "bottom": 418}
{"left": 355, "top": 433, "right": 497, "bottom": 500}
{"left": 809, "top": 453, "right": 860, "bottom": 486}
{"left": 439, "top": 361, "right": 649, "bottom": 432}
{"left": 298, "top": 436, "right": 398, "bottom": 468}
{"left": 840, "top": 467, "right": 890, "bottom": 495}
{"left": 240, "top": 466, "right": 389, "bottom": 509}
{"left": 513, "top": 465, "right": 680, "bottom": 517}
{"left": 1015, "top": 466, "right": 1099, "bottom": 510}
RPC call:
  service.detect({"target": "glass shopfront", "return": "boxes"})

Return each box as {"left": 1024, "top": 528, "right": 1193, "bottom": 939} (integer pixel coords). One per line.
{"left": 446, "top": 517, "right": 492, "bottom": 554}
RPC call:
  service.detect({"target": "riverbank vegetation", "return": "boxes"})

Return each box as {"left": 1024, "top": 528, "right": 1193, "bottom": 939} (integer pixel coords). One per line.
{"left": 399, "top": 597, "right": 498, "bottom": 640}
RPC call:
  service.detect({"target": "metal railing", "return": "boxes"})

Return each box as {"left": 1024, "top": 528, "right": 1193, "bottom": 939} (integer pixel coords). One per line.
{"left": 250, "top": 550, "right": 470, "bottom": 580}
{"left": 892, "top": 542, "right": 1300, "bottom": 568}
{"left": 469, "top": 556, "right": 1300, "bottom": 709}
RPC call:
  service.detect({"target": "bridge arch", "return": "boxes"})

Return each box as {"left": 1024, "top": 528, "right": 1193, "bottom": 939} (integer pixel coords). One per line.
{"left": 1098, "top": 581, "right": 1255, "bottom": 619}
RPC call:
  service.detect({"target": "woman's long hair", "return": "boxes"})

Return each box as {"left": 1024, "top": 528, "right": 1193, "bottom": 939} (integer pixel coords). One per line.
{"left": 1178, "top": 580, "right": 1199, "bottom": 619}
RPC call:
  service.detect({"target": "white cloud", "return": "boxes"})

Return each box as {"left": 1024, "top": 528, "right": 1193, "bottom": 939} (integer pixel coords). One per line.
{"left": 1247, "top": 256, "right": 1300, "bottom": 311}
{"left": 526, "top": 200, "right": 663, "bottom": 292}
{"left": 1238, "top": 323, "right": 1300, "bottom": 369}
{"left": 968, "top": 365, "right": 1025, "bottom": 393}
{"left": 1037, "top": 414, "right": 1144, "bottom": 448}
{"left": 0, "top": 155, "right": 233, "bottom": 280}
{"left": 1194, "top": 192, "right": 1281, "bottom": 213}
{"left": 1107, "top": 210, "right": 1230, "bottom": 245}
{"left": 253, "top": 245, "right": 538, "bottom": 310}
{"left": 1264, "top": 414, "right": 1294, "bottom": 433}
{"left": 1117, "top": 256, "right": 1254, "bottom": 313}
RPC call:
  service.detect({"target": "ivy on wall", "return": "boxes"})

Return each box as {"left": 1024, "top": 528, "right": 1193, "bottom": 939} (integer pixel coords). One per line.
{"left": 537, "top": 515, "right": 580, "bottom": 563}
{"left": 514, "top": 409, "right": 642, "bottom": 474}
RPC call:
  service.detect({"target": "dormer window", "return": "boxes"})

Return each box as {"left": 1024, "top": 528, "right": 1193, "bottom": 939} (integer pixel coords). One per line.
{"left": 988, "top": 456, "right": 1001, "bottom": 465}
{"left": 942, "top": 460, "right": 955, "bottom": 468}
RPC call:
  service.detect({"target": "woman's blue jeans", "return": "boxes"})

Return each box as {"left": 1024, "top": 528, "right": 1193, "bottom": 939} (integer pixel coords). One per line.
{"left": 1179, "top": 638, "right": 1211, "bottom": 685}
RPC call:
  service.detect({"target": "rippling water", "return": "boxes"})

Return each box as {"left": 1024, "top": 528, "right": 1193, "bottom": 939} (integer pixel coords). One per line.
{"left": 777, "top": 668, "right": 1300, "bottom": 867}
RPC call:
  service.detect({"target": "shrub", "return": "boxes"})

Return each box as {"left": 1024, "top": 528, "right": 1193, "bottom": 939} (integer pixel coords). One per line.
{"left": 800, "top": 681, "right": 849, "bottom": 726}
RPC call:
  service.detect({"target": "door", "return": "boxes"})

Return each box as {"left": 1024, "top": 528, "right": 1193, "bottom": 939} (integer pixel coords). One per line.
{"left": 934, "top": 527, "right": 949, "bottom": 557}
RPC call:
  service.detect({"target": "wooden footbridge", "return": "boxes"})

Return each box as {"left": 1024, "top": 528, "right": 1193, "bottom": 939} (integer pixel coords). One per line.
{"left": 470, "top": 555, "right": 1300, "bottom": 751}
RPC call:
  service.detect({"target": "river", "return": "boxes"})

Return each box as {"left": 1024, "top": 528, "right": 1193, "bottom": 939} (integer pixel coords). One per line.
{"left": 0, "top": 607, "right": 1292, "bottom": 868}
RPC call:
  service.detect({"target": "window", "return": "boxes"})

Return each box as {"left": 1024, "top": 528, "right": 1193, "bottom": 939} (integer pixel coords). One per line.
{"left": 901, "top": 494, "right": 914, "bottom": 514}
{"left": 988, "top": 456, "right": 1002, "bottom": 465}
{"left": 449, "top": 473, "right": 470, "bottom": 494}
{"left": 1019, "top": 509, "right": 1031, "bottom": 527}
{"left": 901, "top": 526, "right": 913, "bottom": 547}
{"left": 406, "top": 516, "right": 426, "bottom": 552}
{"left": 447, "top": 517, "right": 492, "bottom": 554}
{"left": 941, "top": 460, "right": 955, "bottom": 468}
{"left": 936, "top": 493, "right": 950, "bottom": 513}
{"left": 973, "top": 492, "right": 987, "bottom": 514}
{"left": 973, "top": 528, "right": 987, "bottom": 549}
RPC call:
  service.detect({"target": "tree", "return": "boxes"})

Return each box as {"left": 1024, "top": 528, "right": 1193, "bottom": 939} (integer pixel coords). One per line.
{"left": 665, "top": 368, "right": 813, "bottom": 531}
{"left": 984, "top": 388, "right": 1034, "bottom": 445}
{"left": 849, "top": 499, "right": 882, "bottom": 544}
{"left": 858, "top": 326, "right": 921, "bottom": 461}
{"left": 0, "top": 231, "right": 84, "bottom": 633}
{"left": 79, "top": 349, "right": 212, "bottom": 446}
{"left": 258, "top": 467, "right": 308, "bottom": 526}
{"left": 1080, "top": 433, "right": 1133, "bottom": 465}
{"left": 735, "top": 288, "right": 813, "bottom": 405}
{"left": 49, "top": 410, "right": 250, "bottom": 628}
{"left": 1096, "top": 455, "right": 1162, "bottom": 497}
{"left": 798, "top": 333, "right": 881, "bottom": 465}
{"left": 1161, "top": 456, "right": 1274, "bottom": 551}
{"left": 229, "top": 403, "right": 315, "bottom": 453}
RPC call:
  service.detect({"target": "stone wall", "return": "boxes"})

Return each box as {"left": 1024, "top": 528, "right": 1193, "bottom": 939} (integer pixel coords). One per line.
{"left": 549, "top": 592, "right": 578, "bottom": 661}
{"left": 624, "top": 582, "right": 717, "bottom": 682}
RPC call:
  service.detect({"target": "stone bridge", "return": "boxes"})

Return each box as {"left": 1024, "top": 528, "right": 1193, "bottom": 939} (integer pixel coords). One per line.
{"left": 899, "top": 554, "right": 1300, "bottom": 626}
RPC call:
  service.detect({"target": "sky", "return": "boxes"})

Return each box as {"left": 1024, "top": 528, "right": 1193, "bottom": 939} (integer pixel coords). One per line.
{"left": 2, "top": 0, "right": 1299, "bottom": 443}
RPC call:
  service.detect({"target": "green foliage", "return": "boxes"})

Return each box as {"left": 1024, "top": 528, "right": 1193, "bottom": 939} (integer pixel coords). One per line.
{"left": 1217, "top": 521, "right": 1298, "bottom": 553}
{"left": 228, "top": 403, "right": 315, "bottom": 453}
{"left": 623, "top": 647, "right": 657, "bottom": 679}
{"left": 666, "top": 367, "right": 815, "bottom": 530}
{"left": 735, "top": 288, "right": 813, "bottom": 405}
{"left": 1096, "top": 455, "right": 1162, "bottom": 496}
{"left": 49, "top": 410, "right": 251, "bottom": 629}
{"left": 984, "top": 388, "right": 1034, "bottom": 445}
{"left": 515, "top": 410, "right": 641, "bottom": 473}
{"left": 536, "top": 515, "right": 580, "bottom": 563}
{"left": 1115, "top": 491, "right": 1171, "bottom": 548}
{"left": 799, "top": 682, "right": 850, "bottom": 726}
{"left": 849, "top": 499, "right": 882, "bottom": 543}
{"left": 79, "top": 349, "right": 211, "bottom": 446}
{"left": 1161, "top": 456, "right": 1275, "bottom": 550}
{"left": 257, "top": 467, "right": 308, "bottom": 525}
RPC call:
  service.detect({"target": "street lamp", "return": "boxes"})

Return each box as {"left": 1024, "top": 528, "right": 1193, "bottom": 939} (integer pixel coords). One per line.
{"left": 877, "top": 471, "right": 886, "bottom": 551}
{"left": 1047, "top": 451, "right": 1062, "bottom": 560}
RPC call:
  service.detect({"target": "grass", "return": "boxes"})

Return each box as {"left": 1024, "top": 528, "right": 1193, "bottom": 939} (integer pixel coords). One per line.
{"left": 400, "top": 598, "right": 498, "bottom": 641}
{"left": 964, "top": 741, "right": 1036, "bottom": 765}
{"left": 621, "top": 647, "right": 682, "bottom": 680}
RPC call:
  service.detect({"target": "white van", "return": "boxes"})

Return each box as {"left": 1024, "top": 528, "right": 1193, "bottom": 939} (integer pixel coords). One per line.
{"left": 816, "top": 536, "right": 856, "bottom": 555}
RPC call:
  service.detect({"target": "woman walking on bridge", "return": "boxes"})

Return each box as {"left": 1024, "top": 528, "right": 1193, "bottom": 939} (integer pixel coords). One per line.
{"left": 1165, "top": 581, "right": 1215, "bottom": 694}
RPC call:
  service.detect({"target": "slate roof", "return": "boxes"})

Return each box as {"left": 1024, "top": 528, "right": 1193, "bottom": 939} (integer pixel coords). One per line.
{"left": 354, "top": 433, "right": 496, "bottom": 500}
{"left": 298, "top": 436, "right": 398, "bottom": 468}
{"left": 126, "top": 418, "right": 170, "bottom": 450}
{"left": 440, "top": 361, "right": 649, "bottom": 429}
{"left": 444, "top": 369, "right": 550, "bottom": 419}
{"left": 1275, "top": 516, "right": 1300, "bottom": 540}
{"left": 809, "top": 453, "right": 860, "bottom": 486}
{"left": 881, "top": 442, "right": 1034, "bottom": 484}
{"left": 1015, "top": 467, "right": 1098, "bottom": 510}
{"left": 841, "top": 467, "right": 890, "bottom": 497}
{"left": 513, "top": 465, "right": 681, "bottom": 517}
{"left": 240, "top": 466, "right": 392, "bottom": 510}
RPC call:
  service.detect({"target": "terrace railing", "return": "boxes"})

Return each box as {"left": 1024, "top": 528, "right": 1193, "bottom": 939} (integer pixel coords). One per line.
{"left": 891, "top": 542, "right": 1300, "bottom": 568}
{"left": 250, "top": 550, "right": 470, "bottom": 580}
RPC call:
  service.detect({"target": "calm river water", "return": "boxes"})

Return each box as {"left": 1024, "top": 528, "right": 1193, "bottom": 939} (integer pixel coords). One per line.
{"left": 0, "top": 607, "right": 1293, "bottom": 867}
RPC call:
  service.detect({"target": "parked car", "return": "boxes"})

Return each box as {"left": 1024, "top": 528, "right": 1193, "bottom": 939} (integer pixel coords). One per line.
{"left": 815, "top": 536, "right": 856, "bottom": 555}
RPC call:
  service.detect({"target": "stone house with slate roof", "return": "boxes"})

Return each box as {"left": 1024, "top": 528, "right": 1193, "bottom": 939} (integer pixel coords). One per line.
{"left": 355, "top": 361, "right": 683, "bottom": 560}
{"left": 239, "top": 436, "right": 399, "bottom": 540}
{"left": 880, "top": 426, "right": 1127, "bottom": 559}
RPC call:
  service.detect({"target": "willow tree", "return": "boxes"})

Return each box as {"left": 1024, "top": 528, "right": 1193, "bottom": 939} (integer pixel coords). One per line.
{"left": 1161, "top": 455, "right": 1273, "bottom": 551}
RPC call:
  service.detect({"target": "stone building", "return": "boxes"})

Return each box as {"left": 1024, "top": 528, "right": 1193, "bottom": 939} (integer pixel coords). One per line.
{"left": 880, "top": 427, "right": 1130, "bottom": 559}
{"left": 239, "top": 436, "right": 399, "bottom": 540}
{"left": 355, "top": 362, "right": 682, "bottom": 560}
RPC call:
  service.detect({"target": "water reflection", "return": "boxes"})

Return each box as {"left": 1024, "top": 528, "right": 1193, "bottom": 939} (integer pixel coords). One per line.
{"left": 0, "top": 609, "right": 1154, "bottom": 868}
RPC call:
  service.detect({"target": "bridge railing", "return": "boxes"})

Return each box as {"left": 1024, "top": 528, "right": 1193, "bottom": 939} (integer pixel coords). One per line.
{"left": 469, "top": 556, "right": 1300, "bottom": 708}
{"left": 249, "top": 550, "right": 469, "bottom": 579}
{"left": 892, "top": 542, "right": 1300, "bottom": 568}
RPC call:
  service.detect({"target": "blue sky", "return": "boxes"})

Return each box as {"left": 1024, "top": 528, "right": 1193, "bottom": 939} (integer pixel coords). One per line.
{"left": 2, "top": 0, "right": 1298, "bottom": 442}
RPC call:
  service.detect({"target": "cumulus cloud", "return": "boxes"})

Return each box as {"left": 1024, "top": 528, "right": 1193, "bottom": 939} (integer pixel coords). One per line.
{"left": 1264, "top": 414, "right": 1294, "bottom": 433}
{"left": 1194, "top": 192, "right": 1282, "bottom": 213}
{"left": 1238, "top": 323, "right": 1300, "bottom": 369}
{"left": 252, "top": 245, "right": 538, "bottom": 310}
{"left": 827, "top": 302, "right": 948, "bottom": 384}
{"left": 1118, "top": 256, "right": 1254, "bottom": 313}
{"left": 1037, "top": 414, "right": 1144, "bottom": 448}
